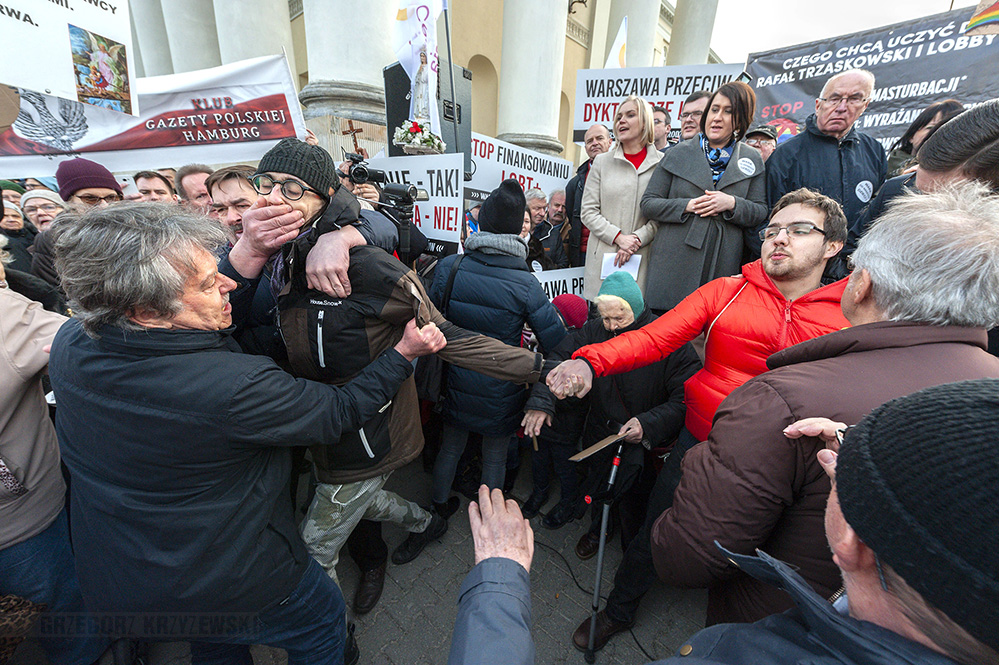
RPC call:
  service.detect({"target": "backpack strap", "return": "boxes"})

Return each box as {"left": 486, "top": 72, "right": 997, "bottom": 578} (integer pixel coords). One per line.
{"left": 439, "top": 254, "right": 465, "bottom": 318}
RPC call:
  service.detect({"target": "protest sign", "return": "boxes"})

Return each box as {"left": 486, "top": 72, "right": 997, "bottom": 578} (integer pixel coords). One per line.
{"left": 573, "top": 64, "right": 743, "bottom": 144}
{"left": 466, "top": 133, "right": 573, "bottom": 203}
{"left": 0, "top": 55, "right": 304, "bottom": 178}
{"left": 745, "top": 7, "right": 999, "bottom": 149}
{"left": 367, "top": 152, "right": 464, "bottom": 254}
{"left": 0, "top": 0, "right": 138, "bottom": 116}
{"left": 533, "top": 267, "right": 586, "bottom": 302}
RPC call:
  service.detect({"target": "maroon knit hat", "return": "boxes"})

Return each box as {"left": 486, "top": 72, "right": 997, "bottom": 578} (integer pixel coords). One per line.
{"left": 56, "top": 158, "right": 122, "bottom": 200}
{"left": 552, "top": 294, "right": 589, "bottom": 330}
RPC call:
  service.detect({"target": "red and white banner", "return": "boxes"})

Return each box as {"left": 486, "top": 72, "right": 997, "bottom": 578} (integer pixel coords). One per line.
{"left": 0, "top": 55, "right": 305, "bottom": 177}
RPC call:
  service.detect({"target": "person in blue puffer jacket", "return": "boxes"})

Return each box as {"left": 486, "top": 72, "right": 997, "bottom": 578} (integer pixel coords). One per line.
{"left": 429, "top": 179, "right": 567, "bottom": 517}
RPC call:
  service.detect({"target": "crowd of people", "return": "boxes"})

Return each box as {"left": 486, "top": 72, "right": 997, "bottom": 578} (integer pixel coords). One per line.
{"left": 2, "top": 66, "right": 999, "bottom": 665}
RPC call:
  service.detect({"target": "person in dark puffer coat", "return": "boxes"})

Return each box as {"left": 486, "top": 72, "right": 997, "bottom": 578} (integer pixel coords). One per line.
{"left": 430, "top": 180, "right": 566, "bottom": 514}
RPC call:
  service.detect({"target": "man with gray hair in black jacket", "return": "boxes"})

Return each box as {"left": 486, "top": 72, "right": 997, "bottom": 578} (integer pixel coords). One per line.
{"left": 48, "top": 202, "right": 445, "bottom": 665}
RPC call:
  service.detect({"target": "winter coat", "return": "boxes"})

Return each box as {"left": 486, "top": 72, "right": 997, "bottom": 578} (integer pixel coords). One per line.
{"left": 0, "top": 288, "right": 67, "bottom": 549}
{"left": 574, "top": 260, "right": 849, "bottom": 442}
{"left": 280, "top": 245, "right": 546, "bottom": 485}
{"left": 640, "top": 137, "right": 768, "bottom": 312}
{"left": 765, "top": 114, "right": 887, "bottom": 250}
{"left": 651, "top": 321, "right": 999, "bottom": 625}
{"left": 4, "top": 268, "right": 66, "bottom": 313}
{"left": 0, "top": 226, "right": 36, "bottom": 274}
{"left": 432, "top": 242, "right": 566, "bottom": 435}
{"left": 532, "top": 219, "right": 569, "bottom": 269}
{"left": 48, "top": 258, "right": 415, "bottom": 617}
{"left": 563, "top": 160, "right": 590, "bottom": 267}
{"left": 448, "top": 547, "right": 966, "bottom": 665}
{"left": 851, "top": 172, "right": 915, "bottom": 254}
{"left": 526, "top": 308, "right": 700, "bottom": 449}
{"left": 29, "top": 229, "right": 59, "bottom": 288}
{"left": 581, "top": 144, "right": 663, "bottom": 299}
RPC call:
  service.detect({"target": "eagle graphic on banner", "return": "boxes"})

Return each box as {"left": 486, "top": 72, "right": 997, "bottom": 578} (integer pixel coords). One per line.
{"left": 14, "top": 91, "right": 89, "bottom": 152}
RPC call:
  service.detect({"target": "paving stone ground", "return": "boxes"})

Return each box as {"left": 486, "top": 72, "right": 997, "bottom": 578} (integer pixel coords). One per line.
{"left": 13, "top": 454, "right": 706, "bottom": 665}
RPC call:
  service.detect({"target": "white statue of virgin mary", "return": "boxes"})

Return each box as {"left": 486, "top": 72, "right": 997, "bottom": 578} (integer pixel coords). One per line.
{"left": 411, "top": 50, "right": 432, "bottom": 122}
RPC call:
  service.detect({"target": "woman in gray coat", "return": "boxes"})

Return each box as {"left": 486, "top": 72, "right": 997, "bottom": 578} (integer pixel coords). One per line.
{"left": 640, "top": 81, "right": 768, "bottom": 313}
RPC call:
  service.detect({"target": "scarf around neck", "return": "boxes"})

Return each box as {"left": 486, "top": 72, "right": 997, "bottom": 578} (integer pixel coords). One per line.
{"left": 464, "top": 231, "right": 528, "bottom": 260}
{"left": 700, "top": 133, "right": 735, "bottom": 186}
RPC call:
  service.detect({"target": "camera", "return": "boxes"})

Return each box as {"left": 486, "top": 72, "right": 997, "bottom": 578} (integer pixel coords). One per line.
{"left": 344, "top": 153, "right": 386, "bottom": 185}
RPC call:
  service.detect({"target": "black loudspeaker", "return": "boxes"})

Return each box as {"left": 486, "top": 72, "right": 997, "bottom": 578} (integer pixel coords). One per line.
{"left": 383, "top": 60, "right": 472, "bottom": 175}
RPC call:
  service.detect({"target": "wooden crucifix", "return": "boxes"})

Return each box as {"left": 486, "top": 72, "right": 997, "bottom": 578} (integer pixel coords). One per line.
{"left": 341, "top": 119, "right": 364, "bottom": 153}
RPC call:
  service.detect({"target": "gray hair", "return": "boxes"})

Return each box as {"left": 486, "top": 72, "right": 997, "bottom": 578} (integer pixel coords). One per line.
{"left": 54, "top": 202, "right": 227, "bottom": 335}
{"left": 852, "top": 182, "right": 999, "bottom": 327}
{"left": 524, "top": 188, "right": 547, "bottom": 204}
{"left": 821, "top": 69, "right": 875, "bottom": 98}
{"left": 548, "top": 188, "right": 565, "bottom": 201}
{"left": 0, "top": 234, "right": 9, "bottom": 265}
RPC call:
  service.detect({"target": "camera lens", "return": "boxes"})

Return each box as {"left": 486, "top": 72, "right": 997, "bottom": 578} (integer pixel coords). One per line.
{"left": 350, "top": 165, "right": 369, "bottom": 184}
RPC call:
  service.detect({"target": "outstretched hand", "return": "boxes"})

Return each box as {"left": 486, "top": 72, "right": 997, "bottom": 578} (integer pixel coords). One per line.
{"left": 545, "top": 358, "right": 594, "bottom": 399}
{"left": 784, "top": 417, "right": 849, "bottom": 453}
{"left": 521, "top": 410, "right": 552, "bottom": 438}
{"left": 469, "top": 485, "right": 534, "bottom": 572}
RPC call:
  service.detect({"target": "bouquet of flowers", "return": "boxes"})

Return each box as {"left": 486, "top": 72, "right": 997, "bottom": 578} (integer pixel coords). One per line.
{"left": 393, "top": 119, "right": 446, "bottom": 154}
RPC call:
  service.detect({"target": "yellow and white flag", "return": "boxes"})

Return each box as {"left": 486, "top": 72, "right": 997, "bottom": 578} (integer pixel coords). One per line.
{"left": 604, "top": 16, "right": 627, "bottom": 69}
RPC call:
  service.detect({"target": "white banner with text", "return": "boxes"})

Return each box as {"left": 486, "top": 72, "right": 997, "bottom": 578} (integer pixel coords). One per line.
{"left": 367, "top": 151, "right": 464, "bottom": 253}
{"left": 573, "top": 64, "right": 743, "bottom": 144}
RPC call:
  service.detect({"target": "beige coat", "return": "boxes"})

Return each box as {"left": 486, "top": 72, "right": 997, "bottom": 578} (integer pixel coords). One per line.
{"left": 580, "top": 144, "right": 664, "bottom": 299}
{"left": 0, "top": 287, "right": 68, "bottom": 548}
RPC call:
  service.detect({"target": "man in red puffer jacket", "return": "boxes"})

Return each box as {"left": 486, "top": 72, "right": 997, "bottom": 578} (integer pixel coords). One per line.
{"left": 549, "top": 188, "right": 849, "bottom": 652}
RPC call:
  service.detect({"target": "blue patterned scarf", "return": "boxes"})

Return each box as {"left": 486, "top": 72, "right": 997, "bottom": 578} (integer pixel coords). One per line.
{"left": 700, "top": 133, "right": 735, "bottom": 186}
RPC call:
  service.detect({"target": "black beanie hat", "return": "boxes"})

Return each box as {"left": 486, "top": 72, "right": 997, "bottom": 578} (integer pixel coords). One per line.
{"left": 477, "top": 179, "right": 526, "bottom": 235}
{"left": 256, "top": 138, "right": 337, "bottom": 199}
{"left": 837, "top": 378, "right": 999, "bottom": 652}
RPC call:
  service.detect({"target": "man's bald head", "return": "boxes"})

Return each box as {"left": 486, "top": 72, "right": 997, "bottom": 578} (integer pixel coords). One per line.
{"left": 584, "top": 124, "right": 612, "bottom": 160}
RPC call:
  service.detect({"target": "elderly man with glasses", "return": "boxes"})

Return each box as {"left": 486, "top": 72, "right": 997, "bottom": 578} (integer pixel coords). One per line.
{"left": 762, "top": 70, "right": 887, "bottom": 258}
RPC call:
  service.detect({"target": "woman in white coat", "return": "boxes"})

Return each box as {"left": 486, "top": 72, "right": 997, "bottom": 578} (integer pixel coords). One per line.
{"left": 581, "top": 95, "right": 664, "bottom": 300}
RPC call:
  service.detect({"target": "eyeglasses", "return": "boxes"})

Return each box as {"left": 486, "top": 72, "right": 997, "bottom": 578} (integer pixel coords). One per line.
{"left": 818, "top": 94, "right": 868, "bottom": 108}
{"left": 251, "top": 174, "right": 322, "bottom": 201}
{"left": 653, "top": 119, "right": 667, "bottom": 126}
{"left": 745, "top": 138, "right": 775, "bottom": 147}
{"left": 759, "top": 221, "right": 828, "bottom": 241}
{"left": 75, "top": 193, "right": 123, "bottom": 205}
{"left": 679, "top": 110, "right": 703, "bottom": 120}
{"left": 23, "top": 203, "right": 62, "bottom": 215}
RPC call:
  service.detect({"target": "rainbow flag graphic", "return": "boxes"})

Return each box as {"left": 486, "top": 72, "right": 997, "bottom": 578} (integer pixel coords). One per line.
{"left": 966, "top": 0, "right": 999, "bottom": 31}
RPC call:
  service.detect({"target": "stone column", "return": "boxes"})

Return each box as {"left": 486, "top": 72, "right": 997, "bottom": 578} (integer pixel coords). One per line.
{"left": 606, "top": 0, "right": 660, "bottom": 68}
{"left": 213, "top": 0, "right": 297, "bottom": 68}
{"left": 496, "top": 0, "right": 567, "bottom": 155}
{"left": 665, "top": 0, "right": 720, "bottom": 65}
{"left": 587, "top": 0, "right": 614, "bottom": 69}
{"left": 131, "top": 0, "right": 173, "bottom": 77}
{"left": 160, "top": 0, "right": 222, "bottom": 74}
{"left": 130, "top": 11, "right": 145, "bottom": 78}
{"left": 298, "top": 0, "right": 396, "bottom": 125}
